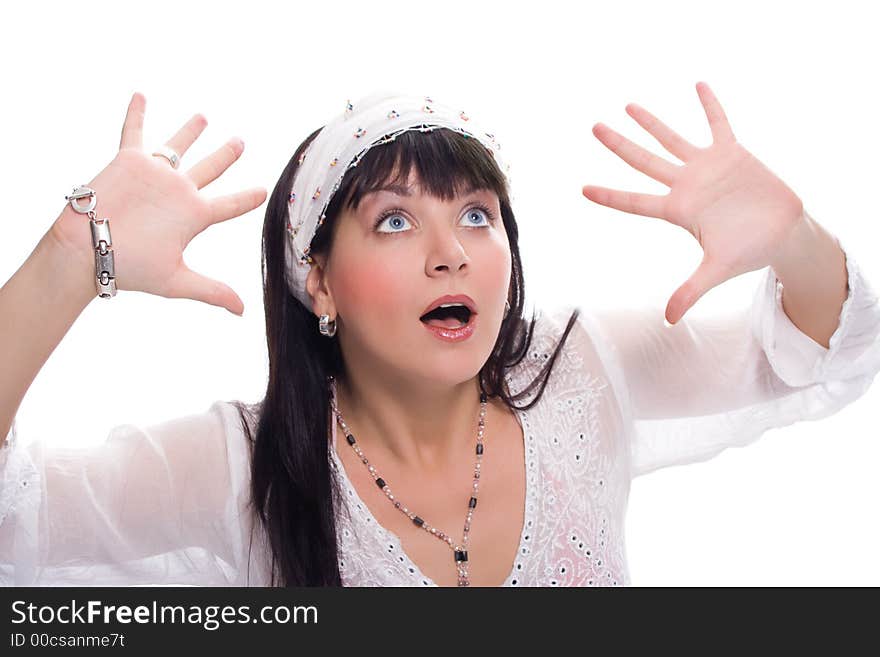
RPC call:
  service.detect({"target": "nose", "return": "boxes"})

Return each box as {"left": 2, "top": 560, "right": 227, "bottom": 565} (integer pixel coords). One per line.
{"left": 425, "top": 226, "right": 471, "bottom": 277}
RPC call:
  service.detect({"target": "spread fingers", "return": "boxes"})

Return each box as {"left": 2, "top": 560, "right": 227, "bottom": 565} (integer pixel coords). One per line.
{"left": 185, "top": 138, "right": 245, "bottom": 190}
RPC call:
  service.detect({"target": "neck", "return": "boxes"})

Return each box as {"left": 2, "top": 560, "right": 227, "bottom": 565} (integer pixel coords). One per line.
{"left": 332, "top": 370, "right": 484, "bottom": 474}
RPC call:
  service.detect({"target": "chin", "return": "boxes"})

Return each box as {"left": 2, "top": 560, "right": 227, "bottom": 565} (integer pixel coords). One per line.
{"left": 368, "top": 317, "right": 499, "bottom": 385}
{"left": 407, "top": 343, "right": 493, "bottom": 387}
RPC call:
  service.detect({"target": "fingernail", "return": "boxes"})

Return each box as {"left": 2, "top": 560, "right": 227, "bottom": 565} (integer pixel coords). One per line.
{"left": 663, "top": 318, "right": 674, "bottom": 328}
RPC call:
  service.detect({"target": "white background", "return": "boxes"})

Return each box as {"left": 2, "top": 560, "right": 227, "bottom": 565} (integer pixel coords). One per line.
{"left": 1, "top": 0, "right": 877, "bottom": 585}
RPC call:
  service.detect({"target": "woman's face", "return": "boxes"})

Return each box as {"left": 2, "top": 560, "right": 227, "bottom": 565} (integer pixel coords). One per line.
{"left": 308, "top": 168, "right": 512, "bottom": 388}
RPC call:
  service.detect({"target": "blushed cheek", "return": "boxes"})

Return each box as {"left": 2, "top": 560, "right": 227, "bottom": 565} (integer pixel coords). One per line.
{"left": 483, "top": 239, "right": 513, "bottom": 296}
{"left": 332, "top": 258, "right": 410, "bottom": 322}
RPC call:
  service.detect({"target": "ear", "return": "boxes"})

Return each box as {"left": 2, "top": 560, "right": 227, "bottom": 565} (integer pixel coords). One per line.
{"left": 305, "top": 253, "right": 335, "bottom": 316}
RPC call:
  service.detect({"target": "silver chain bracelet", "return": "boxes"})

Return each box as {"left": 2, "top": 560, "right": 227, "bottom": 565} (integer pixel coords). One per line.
{"left": 64, "top": 185, "right": 117, "bottom": 298}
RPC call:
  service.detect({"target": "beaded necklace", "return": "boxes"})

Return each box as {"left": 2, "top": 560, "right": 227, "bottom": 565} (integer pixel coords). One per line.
{"left": 329, "top": 376, "right": 487, "bottom": 587}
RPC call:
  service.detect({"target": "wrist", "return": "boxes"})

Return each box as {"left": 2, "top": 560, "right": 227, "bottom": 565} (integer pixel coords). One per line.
{"left": 46, "top": 209, "right": 102, "bottom": 308}
{"left": 50, "top": 202, "right": 98, "bottom": 272}
{"left": 769, "top": 207, "right": 817, "bottom": 281}
{"left": 51, "top": 182, "right": 119, "bottom": 300}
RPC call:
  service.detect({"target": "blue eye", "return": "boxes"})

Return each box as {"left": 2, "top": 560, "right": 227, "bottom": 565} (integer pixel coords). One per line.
{"left": 461, "top": 205, "right": 493, "bottom": 227}
{"left": 374, "top": 212, "right": 413, "bottom": 234}
{"left": 373, "top": 203, "right": 497, "bottom": 235}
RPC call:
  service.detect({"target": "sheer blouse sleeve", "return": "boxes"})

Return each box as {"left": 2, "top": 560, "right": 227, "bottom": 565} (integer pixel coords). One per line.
{"left": 582, "top": 234, "right": 880, "bottom": 478}
{"left": 0, "top": 400, "right": 253, "bottom": 585}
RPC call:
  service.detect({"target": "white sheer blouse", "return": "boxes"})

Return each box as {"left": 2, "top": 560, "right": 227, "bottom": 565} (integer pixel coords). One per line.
{"left": 2, "top": 235, "right": 878, "bottom": 586}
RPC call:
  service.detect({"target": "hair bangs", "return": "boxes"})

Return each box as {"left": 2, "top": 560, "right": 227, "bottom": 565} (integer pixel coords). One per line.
{"left": 337, "top": 127, "right": 511, "bottom": 214}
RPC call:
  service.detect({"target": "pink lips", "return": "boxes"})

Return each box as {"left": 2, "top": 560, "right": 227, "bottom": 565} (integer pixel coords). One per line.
{"left": 419, "top": 294, "right": 478, "bottom": 343}
{"left": 419, "top": 294, "right": 478, "bottom": 318}
{"left": 421, "top": 312, "right": 477, "bottom": 342}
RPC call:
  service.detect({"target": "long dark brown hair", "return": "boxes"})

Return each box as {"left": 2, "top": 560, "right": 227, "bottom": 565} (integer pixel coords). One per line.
{"left": 231, "top": 124, "right": 580, "bottom": 586}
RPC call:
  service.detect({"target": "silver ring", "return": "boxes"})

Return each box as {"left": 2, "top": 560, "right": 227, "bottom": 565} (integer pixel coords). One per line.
{"left": 151, "top": 145, "right": 181, "bottom": 169}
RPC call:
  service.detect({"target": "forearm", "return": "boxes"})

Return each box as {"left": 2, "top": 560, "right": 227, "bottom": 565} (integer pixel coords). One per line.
{"left": 769, "top": 209, "right": 849, "bottom": 350}
{"left": 0, "top": 211, "right": 96, "bottom": 445}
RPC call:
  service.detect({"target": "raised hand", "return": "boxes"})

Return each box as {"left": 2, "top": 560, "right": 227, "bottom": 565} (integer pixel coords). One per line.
{"left": 582, "top": 81, "right": 805, "bottom": 325}
{"left": 51, "top": 93, "right": 267, "bottom": 316}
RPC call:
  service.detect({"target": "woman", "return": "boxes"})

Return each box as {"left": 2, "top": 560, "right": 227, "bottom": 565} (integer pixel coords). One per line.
{"left": 1, "top": 83, "right": 877, "bottom": 586}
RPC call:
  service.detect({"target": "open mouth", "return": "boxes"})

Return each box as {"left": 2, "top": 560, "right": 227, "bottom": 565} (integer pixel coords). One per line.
{"left": 419, "top": 304, "right": 473, "bottom": 329}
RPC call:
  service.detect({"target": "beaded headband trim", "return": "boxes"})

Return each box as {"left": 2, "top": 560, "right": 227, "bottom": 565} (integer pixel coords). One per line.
{"left": 283, "top": 90, "right": 513, "bottom": 314}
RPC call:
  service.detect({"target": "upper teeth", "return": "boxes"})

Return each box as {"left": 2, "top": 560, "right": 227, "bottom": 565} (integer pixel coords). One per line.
{"left": 439, "top": 303, "right": 465, "bottom": 308}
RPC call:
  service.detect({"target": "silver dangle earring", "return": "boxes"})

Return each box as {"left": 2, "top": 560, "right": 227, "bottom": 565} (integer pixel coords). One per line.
{"left": 318, "top": 313, "right": 337, "bottom": 337}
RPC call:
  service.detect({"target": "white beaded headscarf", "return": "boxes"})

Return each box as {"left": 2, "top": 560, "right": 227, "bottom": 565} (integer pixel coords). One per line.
{"left": 284, "top": 90, "right": 513, "bottom": 314}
